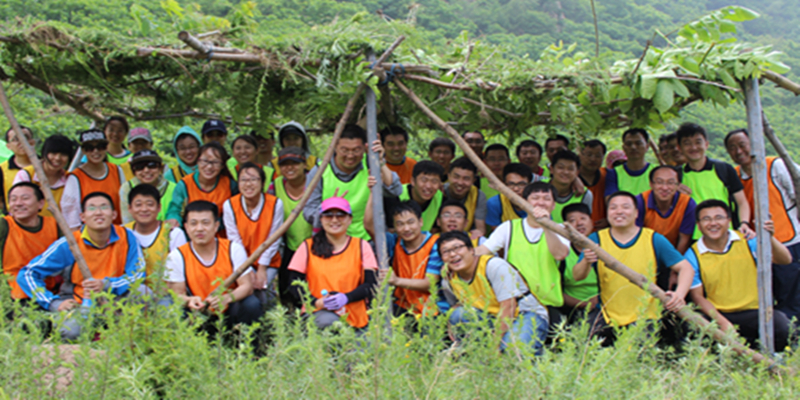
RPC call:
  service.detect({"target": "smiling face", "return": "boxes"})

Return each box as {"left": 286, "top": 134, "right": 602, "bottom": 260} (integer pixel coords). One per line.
{"left": 429, "top": 145, "right": 454, "bottom": 170}
{"left": 383, "top": 133, "right": 408, "bottom": 165}
{"left": 650, "top": 167, "right": 679, "bottom": 203}
{"left": 6, "top": 128, "right": 34, "bottom": 157}
{"left": 622, "top": 132, "right": 647, "bottom": 162}
{"left": 80, "top": 196, "right": 116, "bottom": 231}
{"left": 412, "top": 173, "right": 441, "bottom": 202}
{"left": 545, "top": 140, "right": 567, "bottom": 163}
{"left": 132, "top": 161, "right": 162, "bottom": 185}
{"left": 447, "top": 167, "right": 475, "bottom": 198}
{"left": 176, "top": 135, "right": 200, "bottom": 166}
{"left": 256, "top": 136, "right": 275, "bottom": 156}
{"left": 320, "top": 208, "right": 352, "bottom": 236}
{"left": 606, "top": 195, "right": 637, "bottom": 228}
{"left": 197, "top": 148, "right": 223, "bottom": 181}
{"left": 8, "top": 186, "right": 43, "bottom": 221}
{"left": 185, "top": 210, "right": 219, "bottom": 246}
{"left": 440, "top": 238, "right": 475, "bottom": 273}
{"left": 526, "top": 189, "right": 555, "bottom": 211}
{"left": 104, "top": 120, "right": 127, "bottom": 145}
{"left": 518, "top": 145, "right": 541, "bottom": 170}
{"left": 238, "top": 167, "right": 263, "bottom": 200}
{"left": 725, "top": 131, "right": 751, "bottom": 167}
{"left": 463, "top": 132, "right": 485, "bottom": 155}
{"left": 667, "top": 138, "right": 686, "bottom": 165}
{"left": 129, "top": 194, "right": 160, "bottom": 226}
{"left": 334, "top": 138, "right": 366, "bottom": 172}
{"left": 44, "top": 151, "right": 70, "bottom": 172}
{"left": 505, "top": 173, "right": 530, "bottom": 198}
{"left": 233, "top": 140, "right": 257, "bottom": 165}
{"left": 552, "top": 158, "right": 578, "bottom": 188}
{"left": 280, "top": 159, "right": 304, "bottom": 181}
{"left": 580, "top": 145, "right": 604, "bottom": 172}
{"left": 82, "top": 140, "right": 108, "bottom": 165}
{"left": 565, "top": 211, "right": 592, "bottom": 236}
{"left": 697, "top": 206, "right": 730, "bottom": 242}
{"left": 485, "top": 149, "right": 509, "bottom": 178}
{"left": 679, "top": 133, "right": 708, "bottom": 163}
{"left": 437, "top": 205, "right": 468, "bottom": 233}
{"left": 393, "top": 210, "right": 423, "bottom": 243}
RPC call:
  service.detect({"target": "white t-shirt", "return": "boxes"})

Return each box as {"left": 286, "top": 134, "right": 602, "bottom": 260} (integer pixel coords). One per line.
{"left": 60, "top": 164, "right": 126, "bottom": 229}
{"left": 164, "top": 240, "right": 251, "bottom": 282}
{"left": 130, "top": 224, "right": 187, "bottom": 253}
{"left": 222, "top": 194, "right": 284, "bottom": 266}
{"left": 483, "top": 218, "right": 570, "bottom": 257}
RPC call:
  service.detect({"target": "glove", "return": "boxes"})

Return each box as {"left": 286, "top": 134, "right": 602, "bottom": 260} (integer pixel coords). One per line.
{"left": 323, "top": 293, "right": 348, "bottom": 311}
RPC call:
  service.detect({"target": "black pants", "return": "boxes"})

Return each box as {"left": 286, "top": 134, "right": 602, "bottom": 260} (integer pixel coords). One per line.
{"left": 278, "top": 247, "right": 296, "bottom": 306}
{"left": 774, "top": 242, "right": 800, "bottom": 323}
{"left": 586, "top": 309, "right": 686, "bottom": 347}
{"left": 720, "top": 309, "right": 790, "bottom": 351}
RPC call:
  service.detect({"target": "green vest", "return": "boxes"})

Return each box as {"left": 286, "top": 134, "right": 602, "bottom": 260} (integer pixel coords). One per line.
{"left": 398, "top": 184, "right": 443, "bottom": 232}
{"left": 322, "top": 161, "right": 371, "bottom": 240}
{"left": 479, "top": 176, "right": 500, "bottom": 199}
{"left": 108, "top": 151, "right": 131, "bottom": 165}
{"left": 561, "top": 246, "right": 599, "bottom": 302}
{"left": 507, "top": 218, "right": 563, "bottom": 307}
{"left": 274, "top": 177, "right": 314, "bottom": 251}
{"left": 552, "top": 191, "right": 585, "bottom": 223}
{"left": 615, "top": 163, "right": 656, "bottom": 196}
{"left": 683, "top": 162, "right": 732, "bottom": 239}
{"left": 227, "top": 158, "right": 275, "bottom": 192}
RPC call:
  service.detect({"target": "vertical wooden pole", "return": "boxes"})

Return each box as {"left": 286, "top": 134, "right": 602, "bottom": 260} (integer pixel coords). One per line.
{"left": 743, "top": 78, "right": 775, "bottom": 355}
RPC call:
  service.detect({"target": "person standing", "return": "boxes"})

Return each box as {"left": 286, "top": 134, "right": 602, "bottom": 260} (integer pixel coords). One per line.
{"left": 13, "top": 134, "right": 73, "bottom": 218}
{"left": 635, "top": 166, "right": 696, "bottom": 254}
{"left": 442, "top": 157, "right": 487, "bottom": 237}
{"left": 578, "top": 139, "right": 608, "bottom": 230}
{"left": 164, "top": 126, "right": 202, "bottom": 183}
{"left": 428, "top": 138, "right": 456, "bottom": 177}
{"left": 485, "top": 163, "right": 532, "bottom": 230}
{"left": 550, "top": 150, "right": 593, "bottom": 223}
{"left": 516, "top": 140, "right": 546, "bottom": 178}
{"left": 380, "top": 126, "right": 416, "bottom": 184}
{"left": 1, "top": 125, "right": 35, "bottom": 213}
{"left": 604, "top": 129, "right": 657, "bottom": 198}
{"left": 479, "top": 144, "right": 510, "bottom": 200}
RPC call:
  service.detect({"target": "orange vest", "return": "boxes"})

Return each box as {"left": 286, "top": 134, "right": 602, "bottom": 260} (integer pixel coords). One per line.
{"left": 640, "top": 190, "right": 692, "bottom": 246}
{"left": 69, "top": 163, "right": 123, "bottom": 225}
{"left": 70, "top": 225, "right": 130, "bottom": 302}
{"left": 228, "top": 193, "right": 281, "bottom": 268}
{"left": 738, "top": 157, "right": 796, "bottom": 243}
{"left": 19, "top": 165, "right": 65, "bottom": 218}
{"left": 304, "top": 237, "right": 368, "bottom": 328}
{"left": 392, "top": 233, "right": 439, "bottom": 315}
{"left": 178, "top": 239, "right": 238, "bottom": 302}
{"left": 3, "top": 216, "right": 60, "bottom": 299}
{"left": 181, "top": 174, "right": 233, "bottom": 215}
{"left": 586, "top": 168, "right": 607, "bottom": 229}
{"left": 386, "top": 157, "right": 417, "bottom": 184}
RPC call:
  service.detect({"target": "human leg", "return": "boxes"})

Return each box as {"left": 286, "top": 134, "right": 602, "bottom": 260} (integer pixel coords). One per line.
{"left": 278, "top": 248, "right": 296, "bottom": 306}
{"left": 587, "top": 308, "right": 615, "bottom": 346}
{"left": 773, "top": 242, "right": 800, "bottom": 322}
{"left": 224, "top": 294, "right": 263, "bottom": 326}
{"left": 721, "top": 309, "right": 761, "bottom": 348}
{"left": 313, "top": 310, "right": 342, "bottom": 329}
{"left": 502, "top": 311, "right": 548, "bottom": 355}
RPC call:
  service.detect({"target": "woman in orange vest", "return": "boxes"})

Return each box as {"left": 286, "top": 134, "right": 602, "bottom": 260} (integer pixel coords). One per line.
{"left": 165, "top": 142, "right": 238, "bottom": 235}
{"left": 287, "top": 196, "right": 378, "bottom": 330}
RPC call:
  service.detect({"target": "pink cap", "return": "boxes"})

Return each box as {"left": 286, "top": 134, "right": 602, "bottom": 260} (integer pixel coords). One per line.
{"left": 321, "top": 197, "right": 352, "bottom": 214}
{"left": 605, "top": 149, "right": 628, "bottom": 169}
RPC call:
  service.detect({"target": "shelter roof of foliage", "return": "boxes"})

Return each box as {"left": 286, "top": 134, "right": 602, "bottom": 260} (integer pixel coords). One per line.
{"left": 0, "top": 3, "right": 794, "bottom": 138}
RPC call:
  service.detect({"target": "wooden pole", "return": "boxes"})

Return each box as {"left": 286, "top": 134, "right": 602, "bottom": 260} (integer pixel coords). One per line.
{"left": 394, "top": 78, "right": 788, "bottom": 371}
{"left": 743, "top": 78, "right": 775, "bottom": 355}
{"left": 0, "top": 84, "right": 94, "bottom": 281}
{"left": 648, "top": 137, "right": 666, "bottom": 166}
{"left": 762, "top": 112, "right": 800, "bottom": 211}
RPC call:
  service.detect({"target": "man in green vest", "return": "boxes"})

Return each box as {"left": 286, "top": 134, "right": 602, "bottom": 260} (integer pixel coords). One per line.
{"left": 551, "top": 150, "right": 593, "bottom": 223}
{"left": 479, "top": 144, "right": 510, "bottom": 199}
{"left": 604, "top": 128, "right": 657, "bottom": 198}
{"left": 559, "top": 203, "right": 598, "bottom": 323}
{"left": 676, "top": 122, "right": 752, "bottom": 240}
{"left": 476, "top": 181, "right": 571, "bottom": 330}
{"left": 396, "top": 160, "right": 444, "bottom": 232}
{"left": 303, "top": 124, "right": 401, "bottom": 241}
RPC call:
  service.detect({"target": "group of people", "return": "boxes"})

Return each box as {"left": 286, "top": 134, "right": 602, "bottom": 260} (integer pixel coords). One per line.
{"left": 0, "top": 117, "right": 797, "bottom": 355}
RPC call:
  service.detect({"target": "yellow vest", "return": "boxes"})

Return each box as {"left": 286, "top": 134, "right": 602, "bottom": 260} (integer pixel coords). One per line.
{"left": 124, "top": 221, "right": 172, "bottom": 280}
{"left": 1, "top": 159, "right": 21, "bottom": 207}
{"left": 499, "top": 194, "right": 521, "bottom": 223}
{"left": 464, "top": 185, "right": 479, "bottom": 231}
{"left": 597, "top": 228, "right": 659, "bottom": 327}
{"left": 446, "top": 255, "right": 504, "bottom": 315}
{"left": 19, "top": 165, "right": 64, "bottom": 218}
{"left": 693, "top": 233, "right": 759, "bottom": 313}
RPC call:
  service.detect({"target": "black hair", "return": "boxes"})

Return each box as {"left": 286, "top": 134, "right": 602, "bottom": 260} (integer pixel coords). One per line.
{"left": 561, "top": 203, "right": 591, "bottom": 221}
{"left": 436, "top": 230, "right": 474, "bottom": 252}
{"left": 238, "top": 161, "right": 266, "bottom": 185}
{"left": 197, "top": 141, "right": 232, "bottom": 179}
{"left": 676, "top": 122, "right": 707, "bottom": 142}
{"left": 183, "top": 200, "right": 219, "bottom": 223}
{"left": 551, "top": 150, "right": 581, "bottom": 169}
{"left": 449, "top": 157, "right": 477, "bottom": 175}
{"left": 665, "top": 133, "right": 678, "bottom": 143}
{"left": 545, "top": 134, "right": 569, "bottom": 149}
{"left": 231, "top": 134, "right": 258, "bottom": 151}
{"left": 582, "top": 139, "right": 607, "bottom": 155}
{"left": 41, "top": 134, "right": 75, "bottom": 159}
{"left": 516, "top": 140, "right": 543, "bottom": 159}
{"left": 310, "top": 230, "right": 336, "bottom": 259}
{"left": 81, "top": 192, "right": 115, "bottom": 212}
{"left": 522, "top": 181, "right": 557, "bottom": 200}
{"left": 724, "top": 129, "right": 748, "bottom": 148}
{"left": 606, "top": 191, "right": 637, "bottom": 211}
{"left": 484, "top": 143, "right": 510, "bottom": 158}
{"left": 438, "top": 200, "right": 468, "bottom": 219}
{"left": 695, "top": 199, "right": 732, "bottom": 222}
{"left": 412, "top": 160, "right": 445, "bottom": 181}
{"left": 5, "top": 125, "right": 33, "bottom": 142}
{"left": 379, "top": 126, "right": 409, "bottom": 143}
{"left": 429, "top": 137, "right": 456, "bottom": 154}
{"left": 461, "top": 131, "right": 484, "bottom": 140}
{"left": 503, "top": 163, "right": 532, "bottom": 182}
{"left": 104, "top": 116, "right": 129, "bottom": 134}
{"left": 250, "top": 129, "right": 274, "bottom": 139}
{"left": 391, "top": 201, "right": 422, "bottom": 220}
{"left": 622, "top": 128, "right": 649, "bottom": 142}
{"left": 658, "top": 134, "right": 670, "bottom": 145}
{"left": 9, "top": 182, "right": 44, "bottom": 202}
{"left": 648, "top": 165, "right": 682, "bottom": 183}
{"left": 340, "top": 124, "right": 367, "bottom": 143}
{"left": 128, "top": 183, "right": 161, "bottom": 205}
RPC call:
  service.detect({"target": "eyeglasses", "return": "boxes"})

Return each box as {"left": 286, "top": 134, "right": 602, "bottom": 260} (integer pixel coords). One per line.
{"left": 177, "top": 145, "right": 199, "bottom": 152}
{"left": 82, "top": 143, "right": 108, "bottom": 152}
{"left": 440, "top": 212, "right": 465, "bottom": 219}
{"left": 198, "top": 159, "right": 222, "bottom": 167}
{"left": 506, "top": 181, "right": 529, "bottom": 189}
{"left": 321, "top": 211, "right": 350, "bottom": 219}
{"left": 132, "top": 162, "right": 162, "bottom": 172}
{"left": 441, "top": 244, "right": 467, "bottom": 257}
{"left": 699, "top": 215, "right": 729, "bottom": 224}
{"left": 85, "top": 204, "right": 112, "bottom": 213}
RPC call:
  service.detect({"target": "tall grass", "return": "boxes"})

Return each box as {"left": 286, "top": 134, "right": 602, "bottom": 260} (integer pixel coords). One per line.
{"left": 0, "top": 279, "right": 797, "bottom": 399}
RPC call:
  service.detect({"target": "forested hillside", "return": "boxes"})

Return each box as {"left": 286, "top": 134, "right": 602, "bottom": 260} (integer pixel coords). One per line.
{"left": 1, "top": 0, "right": 798, "bottom": 159}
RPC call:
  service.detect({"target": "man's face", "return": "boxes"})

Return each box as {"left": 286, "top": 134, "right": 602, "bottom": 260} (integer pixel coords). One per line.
{"left": 412, "top": 173, "right": 441, "bottom": 202}
{"left": 725, "top": 132, "right": 751, "bottom": 167}
{"left": 203, "top": 130, "right": 227, "bottom": 145}
{"left": 429, "top": 145, "right": 454, "bottom": 170}
{"left": 104, "top": 121, "right": 127, "bottom": 145}
{"left": 697, "top": 207, "right": 730, "bottom": 242}
{"left": 565, "top": 211, "right": 592, "bottom": 236}
{"left": 129, "top": 139, "right": 151, "bottom": 154}
{"left": 238, "top": 167, "right": 263, "bottom": 200}
{"left": 526, "top": 190, "right": 555, "bottom": 211}
{"left": 667, "top": 138, "right": 686, "bottom": 165}
{"left": 8, "top": 186, "right": 43, "bottom": 221}
{"left": 518, "top": 145, "right": 541, "bottom": 169}
{"left": 607, "top": 195, "right": 636, "bottom": 228}
{"left": 132, "top": 161, "right": 162, "bottom": 185}
{"left": 440, "top": 239, "right": 474, "bottom": 273}
{"left": 437, "top": 205, "right": 468, "bottom": 233}
{"left": 256, "top": 136, "right": 275, "bottom": 156}
{"left": 81, "top": 140, "right": 108, "bottom": 165}
{"left": 659, "top": 142, "right": 672, "bottom": 164}
{"left": 382, "top": 134, "right": 407, "bottom": 165}
{"left": 80, "top": 197, "right": 116, "bottom": 231}
{"left": 580, "top": 145, "right": 604, "bottom": 172}
{"left": 485, "top": 149, "right": 509, "bottom": 178}
{"left": 650, "top": 168, "right": 679, "bottom": 203}
{"left": 545, "top": 140, "right": 568, "bottom": 163}
{"left": 185, "top": 210, "right": 219, "bottom": 246}
{"left": 447, "top": 167, "right": 475, "bottom": 198}
{"left": 463, "top": 132, "right": 485, "bottom": 155}
{"left": 552, "top": 159, "right": 578, "bottom": 187}
{"left": 335, "top": 138, "right": 366, "bottom": 171}
{"left": 622, "top": 132, "right": 647, "bottom": 162}
{"left": 129, "top": 195, "right": 160, "bottom": 226}
{"left": 280, "top": 160, "right": 304, "bottom": 181}
{"left": 505, "top": 173, "right": 530, "bottom": 198}
{"left": 393, "top": 210, "right": 423, "bottom": 243}
{"left": 679, "top": 133, "right": 708, "bottom": 163}
{"left": 6, "top": 128, "right": 34, "bottom": 157}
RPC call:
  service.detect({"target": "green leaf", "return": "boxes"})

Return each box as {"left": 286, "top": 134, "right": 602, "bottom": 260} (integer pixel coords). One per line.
{"left": 680, "top": 57, "right": 700, "bottom": 75}
{"left": 717, "top": 69, "right": 738, "bottom": 89}
{"left": 726, "top": 6, "right": 760, "bottom": 22}
{"left": 640, "top": 75, "right": 658, "bottom": 100}
{"left": 670, "top": 80, "right": 691, "bottom": 98}
{"left": 719, "top": 20, "right": 737, "bottom": 34}
{"left": 653, "top": 80, "right": 675, "bottom": 114}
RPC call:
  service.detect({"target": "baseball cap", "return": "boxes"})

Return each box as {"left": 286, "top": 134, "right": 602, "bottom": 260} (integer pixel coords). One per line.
{"left": 202, "top": 119, "right": 228, "bottom": 136}
{"left": 320, "top": 197, "right": 352, "bottom": 215}
{"left": 79, "top": 129, "right": 107, "bottom": 144}
{"left": 605, "top": 149, "right": 628, "bottom": 169}
{"left": 278, "top": 121, "right": 306, "bottom": 138}
{"left": 128, "top": 128, "right": 153, "bottom": 144}
{"left": 130, "top": 149, "right": 162, "bottom": 165}
{"left": 277, "top": 146, "right": 306, "bottom": 165}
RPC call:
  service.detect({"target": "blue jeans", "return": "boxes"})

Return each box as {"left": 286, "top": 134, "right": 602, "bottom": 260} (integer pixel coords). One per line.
{"left": 448, "top": 307, "right": 547, "bottom": 355}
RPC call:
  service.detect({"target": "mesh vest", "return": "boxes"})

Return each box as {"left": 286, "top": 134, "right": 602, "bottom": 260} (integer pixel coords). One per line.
{"left": 506, "top": 219, "right": 563, "bottom": 307}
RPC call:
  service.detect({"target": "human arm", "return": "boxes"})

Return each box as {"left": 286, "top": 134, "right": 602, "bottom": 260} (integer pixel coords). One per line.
{"left": 664, "top": 260, "right": 692, "bottom": 312}
{"left": 256, "top": 197, "right": 284, "bottom": 267}
{"left": 221, "top": 200, "right": 241, "bottom": 244}
{"left": 571, "top": 176, "right": 586, "bottom": 196}
{"left": 302, "top": 177, "right": 323, "bottom": 227}
{"left": 690, "top": 287, "right": 734, "bottom": 332}
{"left": 495, "top": 297, "right": 517, "bottom": 341}
{"left": 603, "top": 168, "right": 618, "bottom": 199}
{"left": 17, "top": 237, "right": 75, "bottom": 310}
{"left": 165, "top": 180, "right": 188, "bottom": 227}
{"left": 204, "top": 242, "right": 254, "bottom": 311}
{"left": 119, "top": 182, "right": 133, "bottom": 225}
{"left": 364, "top": 175, "right": 378, "bottom": 238}
{"left": 563, "top": 293, "right": 598, "bottom": 309}
{"left": 476, "top": 220, "right": 510, "bottom": 256}
{"left": 166, "top": 281, "right": 204, "bottom": 309}
{"left": 572, "top": 232, "right": 599, "bottom": 282}
{"left": 761, "top": 219, "right": 793, "bottom": 265}
{"left": 532, "top": 206, "right": 569, "bottom": 260}
{"left": 102, "top": 228, "right": 146, "bottom": 296}
{"left": 732, "top": 190, "right": 754, "bottom": 239}
{"left": 676, "top": 233, "right": 691, "bottom": 255}
{"left": 60, "top": 175, "right": 83, "bottom": 230}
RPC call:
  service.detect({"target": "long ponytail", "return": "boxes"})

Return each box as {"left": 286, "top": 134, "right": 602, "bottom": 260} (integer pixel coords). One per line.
{"left": 310, "top": 229, "right": 334, "bottom": 259}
